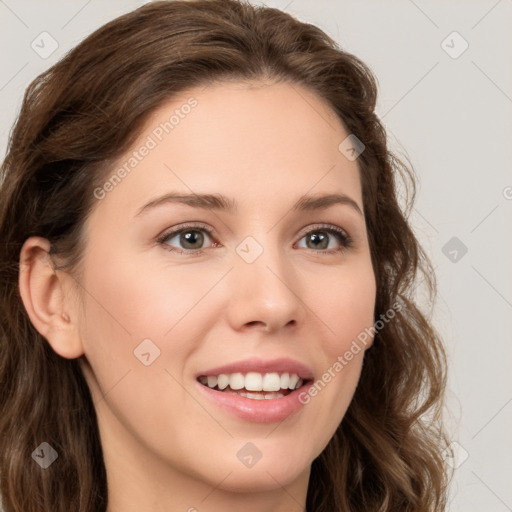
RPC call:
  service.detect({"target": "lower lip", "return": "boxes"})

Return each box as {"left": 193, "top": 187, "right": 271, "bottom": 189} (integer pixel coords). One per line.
{"left": 196, "top": 381, "right": 311, "bottom": 423}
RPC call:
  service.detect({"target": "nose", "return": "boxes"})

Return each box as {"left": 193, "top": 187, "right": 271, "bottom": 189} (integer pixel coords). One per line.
{"left": 225, "top": 240, "right": 305, "bottom": 334}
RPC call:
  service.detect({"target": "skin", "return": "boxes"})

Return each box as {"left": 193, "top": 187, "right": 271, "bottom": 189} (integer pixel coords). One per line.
{"left": 19, "top": 80, "right": 376, "bottom": 512}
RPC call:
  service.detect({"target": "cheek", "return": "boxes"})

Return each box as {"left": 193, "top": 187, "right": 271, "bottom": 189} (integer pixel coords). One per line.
{"left": 76, "top": 253, "right": 214, "bottom": 463}
{"left": 312, "top": 259, "right": 376, "bottom": 355}
{"left": 79, "top": 248, "right": 215, "bottom": 351}
{"left": 76, "top": 247, "right": 229, "bottom": 418}
{"left": 297, "top": 259, "right": 375, "bottom": 451}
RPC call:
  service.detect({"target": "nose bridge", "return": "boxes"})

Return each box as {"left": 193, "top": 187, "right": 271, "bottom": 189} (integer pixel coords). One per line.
{"left": 228, "top": 232, "right": 302, "bottom": 331}
{"left": 235, "top": 232, "right": 287, "bottom": 285}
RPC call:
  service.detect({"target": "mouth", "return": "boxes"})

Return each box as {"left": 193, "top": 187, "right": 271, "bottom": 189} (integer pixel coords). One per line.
{"left": 194, "top": 358, "right": 315, "bottom": 422}
{"left": 197, "top": 372, "right": 311, "bottom": 400}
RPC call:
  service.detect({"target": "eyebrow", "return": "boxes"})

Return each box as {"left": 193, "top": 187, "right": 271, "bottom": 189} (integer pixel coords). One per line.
{"left": 135, "top": 191, "right": 363, "bottom": 217}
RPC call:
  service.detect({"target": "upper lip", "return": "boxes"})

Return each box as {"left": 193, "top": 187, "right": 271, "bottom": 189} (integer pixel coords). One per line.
{"left": 196, "top": 357, "right": 314, "bottom": 380}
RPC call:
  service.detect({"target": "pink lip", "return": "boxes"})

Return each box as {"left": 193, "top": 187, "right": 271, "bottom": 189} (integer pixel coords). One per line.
{"left": 196, "top": 380, "right": 313, "bottom": 423}
{"left": 195, "top": 357, "right": 314, "bottom": 380}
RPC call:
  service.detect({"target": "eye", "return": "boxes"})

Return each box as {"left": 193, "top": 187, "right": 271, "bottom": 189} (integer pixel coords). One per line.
{"left": 295, "top": 224, "right": 353, "bottom": 254}
{"left": 157, "top": 222, "right": 353, "bottom": 256}
{"left": 158, "top": 223, "right": 216, "bottom": 255}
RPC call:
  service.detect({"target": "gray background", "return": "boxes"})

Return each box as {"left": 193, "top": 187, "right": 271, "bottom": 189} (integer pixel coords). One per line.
{"left": 1, "top": 1, "right": 511, "bottom": 510}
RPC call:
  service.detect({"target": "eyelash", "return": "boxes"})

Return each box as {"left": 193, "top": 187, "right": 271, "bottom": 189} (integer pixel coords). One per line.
{"left": 157, "top": 222, "right": 353, "bottom": 257}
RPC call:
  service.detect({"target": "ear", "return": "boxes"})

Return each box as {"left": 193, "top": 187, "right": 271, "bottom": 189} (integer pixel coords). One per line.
{"left": 18, "top": 236, "right": 84, "bottom": 359}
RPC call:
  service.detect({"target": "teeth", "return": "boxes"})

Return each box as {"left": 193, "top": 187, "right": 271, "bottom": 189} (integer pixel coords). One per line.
{"left": 264, "top": 391, "right": 284, "bottom": 399}
{"left": 200, "top": 372, "right": 305, "bottom": 392}
{"left": 245, "top": 372, "right": 263, "bottom": 391}
{"left": 288, "top": 373, "right": 299, "bottom": 390}
{"left": 229, "top": 373, "right": 245, "bottom": 390}
{"left": 262, "top": 372, "right": 281, "bottom": 392}
{"left": 217, "top": 374, "right": 229, "bottom": 390}
{"left": 223, "top": 389, "right": 286, "bottom": 400}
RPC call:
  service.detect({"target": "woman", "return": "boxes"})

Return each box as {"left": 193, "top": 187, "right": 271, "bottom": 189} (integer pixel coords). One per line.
{"left": 0, "top": 1, "right": 451, "bottom": 510}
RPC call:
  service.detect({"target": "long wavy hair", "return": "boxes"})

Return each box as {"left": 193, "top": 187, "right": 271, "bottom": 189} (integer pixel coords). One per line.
{"left": 0, "top": 1, "right": 451, "bottom": 510}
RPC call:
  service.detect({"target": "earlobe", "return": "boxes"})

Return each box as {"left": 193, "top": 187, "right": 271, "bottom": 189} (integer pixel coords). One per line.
{"left": 18, "top": 236, "right": 84, "bottom": 359}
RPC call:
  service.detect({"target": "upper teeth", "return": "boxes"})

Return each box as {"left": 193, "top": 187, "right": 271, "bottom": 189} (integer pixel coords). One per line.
{"left": 199, "top": 372, "right": 303, "bottom": 391}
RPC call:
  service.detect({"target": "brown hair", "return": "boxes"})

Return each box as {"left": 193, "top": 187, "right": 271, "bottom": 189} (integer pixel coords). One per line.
{"left": 0, "top": 1, "right": 451, "bottom": 510}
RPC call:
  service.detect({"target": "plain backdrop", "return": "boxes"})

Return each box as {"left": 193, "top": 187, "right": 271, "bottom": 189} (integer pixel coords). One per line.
{"left": 1, "top": 1, "right": 511, "bottom": 511}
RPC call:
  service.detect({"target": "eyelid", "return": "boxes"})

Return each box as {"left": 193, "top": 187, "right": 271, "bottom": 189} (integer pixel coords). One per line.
{"left": 296, "top": 223, "right": 349, "bottom": 241}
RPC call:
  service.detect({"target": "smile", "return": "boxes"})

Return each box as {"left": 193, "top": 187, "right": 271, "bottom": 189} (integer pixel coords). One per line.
{"left": 198, "top": 371, "right": 305, "bottom": 400}
{"left": 195, "top": 358, "right": 314, "bottom": 423}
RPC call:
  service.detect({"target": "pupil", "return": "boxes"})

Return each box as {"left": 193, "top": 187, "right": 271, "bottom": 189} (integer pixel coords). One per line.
{"left": 308, "top": 232, "right": 328, "bottom": 249}
{"left": 182, "top": 230, "right": 203, "bottom": 249}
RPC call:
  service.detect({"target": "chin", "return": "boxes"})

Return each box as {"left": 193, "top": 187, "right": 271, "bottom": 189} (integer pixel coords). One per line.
{"left": 212, "top": 464, "right": 310, "bottom": 494}
{"left": 203, "top": 445, "right": 312, "bottom": 492}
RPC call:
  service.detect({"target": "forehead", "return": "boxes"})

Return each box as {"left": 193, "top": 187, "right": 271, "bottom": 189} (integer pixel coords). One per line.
{"left": 93, "top": 80, "right": 363, "bottom": 218}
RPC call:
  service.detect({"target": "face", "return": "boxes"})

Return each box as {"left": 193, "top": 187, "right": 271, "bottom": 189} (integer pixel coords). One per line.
{"left": 76, "top": 80, "right": 376, "bottom": 493}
